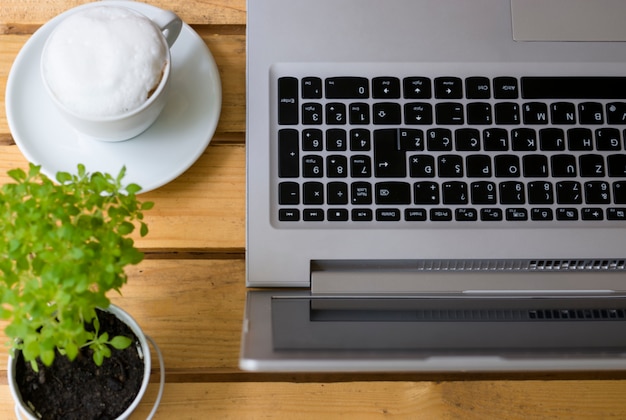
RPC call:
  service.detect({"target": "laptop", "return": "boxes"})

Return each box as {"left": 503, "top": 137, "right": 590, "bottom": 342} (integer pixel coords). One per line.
{"left": 241, "top": 0, "right": 626, "bottom": 372}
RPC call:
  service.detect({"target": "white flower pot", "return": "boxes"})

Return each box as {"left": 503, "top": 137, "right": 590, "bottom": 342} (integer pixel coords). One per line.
{"left": 7, "top": 304, "right": 164, "bottom": 420}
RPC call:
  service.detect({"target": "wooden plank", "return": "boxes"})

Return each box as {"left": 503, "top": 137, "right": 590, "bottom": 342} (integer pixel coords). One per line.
{"left": 2, "top": 381, "right": 626, "bottom": 419}
{"left": 0, "top": 259, "right": 246, "bottom": 374}
{"left": 0, "top": 143, "right": 246, "bottom": 252}
{"left": 0, "top": 0, "right": 246, "bottom": 31}
{"left": 0, "top": 30, "right": 246, "bottom": 143}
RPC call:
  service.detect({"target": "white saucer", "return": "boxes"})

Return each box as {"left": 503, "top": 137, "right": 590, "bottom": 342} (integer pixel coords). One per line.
{"left": 5, "top": 1, "right": 222, "bottom": 193}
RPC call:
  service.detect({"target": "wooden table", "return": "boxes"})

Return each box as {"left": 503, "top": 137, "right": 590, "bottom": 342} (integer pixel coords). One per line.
{"left": 2, "top": 1, "right": 626, "bottom": 418}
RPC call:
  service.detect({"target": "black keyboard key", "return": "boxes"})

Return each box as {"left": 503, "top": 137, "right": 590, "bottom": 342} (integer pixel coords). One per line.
{"left": 512, "top": 128, "right": 537, "bottom": 151}
{"left": 375, "top": 182, "right": 411, "bottom": 204}
{"left": 557, "top": 208, "right": 578, "bottom": 221}
{"left": 409, "top": 155, "right": 435, "bottom": 178}
{"left": 373, "top": 77, "right": 401, "bottom": 99}
{"left": 302, "top": 77, "right": 322, "bottom": 99}
{"left": 352, "top": 209, "right": 373, "bottom": 221}
{"left": 414, "top": 182, "right": 440, "bottom": 204}
{"left": 556, "top": 181, "right": 582, "bottom": 204}
{"left": 465, "top": 77, "right": 491, "bottom": 99}
{"left": 326, "top": 103, "right": 347, "bottom": 125}
{"left": 399, "top": 129, "right": 425, "bottom": 150}
{"left": 374, "top": 129, "right": 406, "bottom": 177}
{"left": 278, "top": 77, "right": 298, "bottom": 125}
{"left": 279, "top": 182, "right": 299, "bottom": 205}
{"left": 608, "top": 208, "right": 626, "bottom": 220}
{"left": 522, "top": 102, "right": 549, "bottom": 124}
{"left": 551, "top": 154, "right": 577, "bottom": 177}
{"left": 303, "top": 182, "right": 324, "bottom": 204}
{"left": 404, "top": 103, "right": 433, "bottom": 125}
{"left": 455, "top": 128, "right": 481, "bottom": 151}
{"left": 302, "top": 129, "right": 323, "bottom": 151}
{"left": 522, "top": 155, "right": 549, "bottom": 177}
{"left": 579, "top": 154, "right": 605, "bottom": 177}
{"left": 550, "top": 102, "right": 576, "bottom": 124}
{"left": 326, "top": 129, "right": 347, "bottom": 151}
{"left": 328, "top": 209, "right": 349, "bottom": 221}
{"left": 351, "top": 182, "right": 372, "bottom": 204}
{"left": 494, "top": 103, "right": 520, "bottom": 124}
{"left": 376, "top": 209, "right": 401, "bottom": 221}
{"left": 466, "top": 103, "right": 492, "bottom": 124}
{"left": 539, "top": 128, "right": 566, "bottom": 150}
{"left": 350, "top": 129, "right": 371, "bottom": 151}
{"left": 303, "top": 209, "right": 324, "bottom": 221}
{"left": 471, "top": 181, "right": 497, "bottom": 204}
{"left": 427, "top": 128, "right": 453, "bottom": 151}
{"left": 506, "top": 208, "right": 528, "bottom": 221}
{"left": 528, "top": 181, "right": 554, "bottom": 204}
{"left": 494, "top": 77, "right": 519, "bottom": 99}
{"left": 325, "top": 77, "right": 369, "bottom": 99}
{"left": 608, "top": 154, "right": 626, "bottom": 177}
{"left": 499, "top": 181, "right": 525, "bottom": 204}
{"left": 302, "top": 155, "right": 323, "bottom": 177}
{"left": 349, "top": 103, "right": 370, "bottom": 125}
{"left": 456, "top": 208, "right": 478, "bottom": 221}
{"left": 403, "top": 77, "right": 432, "bottom": 99}
{"left": 596, "top": 128, "right": 621, "bottom": 151}
{"left": 430, "top": 208, "right": 453, "bottom": 221}
{"left": 442, "top": 181, "right": 468, "bottom": 204}
{"left": 373, "top": 102, "right": 402, "bottom": 124}
{"left": 607, "top": 102, "right": 626, "bottom": 124}
{"left": 567, "top": 128, "right": 593, "bottom": 150}
{"left": 350, "top": 155, "right": 372, "bottom": 177}
{"left": 521, "top": 77, "right": 626, "bottom": 99}
{"left": 582, "top": 208, "right": 603, "bottom": 221}
{"left": 484, "top": 128, "right": 509, "bottom": 150}
{"left": 436, "top": 103, "right": 464, "bottom": 124}
{"left": 435, "top": 77, "right": 463, "bottom": 99}
{"left": 531, "top": 208, "right": 554, "bottom": 221}
{"left": 614, "top": 181, "right": 626, "bottom": 204}
{"left": 279, "top": 209, "right": 300, "bottom": 221}
{"left": 481, "top": 208, "right": 503, "bottom": 221}
{"left": 438, "top": 155, "right": 464, "bottom": 177}
{"left": 585, "top": 181, "right": 611, "bottom": 204}
{"left": 494, "top": 155, "right": 521, "bottom": 177}
{"left": 327, "top": 182, "right": 349, "bottom": 204}
{"left": 466, "top": 154, "right": 492, "bottom": 177}
{"left": 302, "top": 103, "right": 323, "bottom": 124}
{"left": 578, "top": 102, "right": 604, "bottom": 124}
{"left": 278, "top": 129, "right": 299, "bottom": 177}
{"left": 327, "top": 155, "right": 348, "bottom": 177}
{"left": 405, "top": 208, "right": 427, "bottom": 221}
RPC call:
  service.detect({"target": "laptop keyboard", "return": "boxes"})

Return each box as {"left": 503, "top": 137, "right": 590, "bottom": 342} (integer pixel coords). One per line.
{"left": 274, "top": 70, "right": 626, "bottom": 225}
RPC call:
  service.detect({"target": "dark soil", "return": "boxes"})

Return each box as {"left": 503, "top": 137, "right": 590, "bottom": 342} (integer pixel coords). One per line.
{"left": 14, "top": 309, "right": 145, "bottom": 420}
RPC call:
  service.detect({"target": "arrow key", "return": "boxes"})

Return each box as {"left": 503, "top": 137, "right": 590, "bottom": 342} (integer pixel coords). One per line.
{"left": 403, "top": 77, "right": 432, "bottom": 99}
{"left": 435, "top": 77, "right": 463, "bottom": 99}
{"left": 373, "top": 77, "right": 401, "bottom": 99}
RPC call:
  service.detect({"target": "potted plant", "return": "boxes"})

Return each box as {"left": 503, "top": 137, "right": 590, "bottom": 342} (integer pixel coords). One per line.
{"left": 0, "top": 164, "right": 163, "bottom": 419}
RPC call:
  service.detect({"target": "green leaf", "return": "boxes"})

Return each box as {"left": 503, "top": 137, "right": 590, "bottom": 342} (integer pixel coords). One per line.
{"left": 109, "top": 335, "right": 133, "bottom": 350}
{"left": 126, "top": 183, "right": 142, "bottom": 195}
{"left": 40, "top": 349, "right": 55, "bottom": 366}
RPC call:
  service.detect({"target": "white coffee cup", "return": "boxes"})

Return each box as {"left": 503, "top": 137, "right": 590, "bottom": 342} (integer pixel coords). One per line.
{"left": 40, "top": 3, "right": 182, "bottom": 142}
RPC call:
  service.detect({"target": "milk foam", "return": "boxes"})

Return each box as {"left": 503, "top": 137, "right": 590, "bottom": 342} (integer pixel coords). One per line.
{"left": 42, "top": 6, "right": 168, "bottom": 118}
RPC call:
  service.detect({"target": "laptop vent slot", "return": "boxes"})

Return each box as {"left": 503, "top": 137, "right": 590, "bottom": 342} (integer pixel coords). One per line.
{"left": 413, "top": 259, "right": 626, "bottom": 272}
{"left": 401, "top": 308, "right": 626, "bottom": 322}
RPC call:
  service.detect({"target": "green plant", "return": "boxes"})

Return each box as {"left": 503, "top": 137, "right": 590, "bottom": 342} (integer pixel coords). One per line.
{"left": 0, "top": 164, "right": 153, "bottom": 369}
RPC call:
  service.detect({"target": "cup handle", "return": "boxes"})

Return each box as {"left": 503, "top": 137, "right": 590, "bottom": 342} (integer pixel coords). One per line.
{"left": 151, "top": 10, "right": 182, "bottom": 48}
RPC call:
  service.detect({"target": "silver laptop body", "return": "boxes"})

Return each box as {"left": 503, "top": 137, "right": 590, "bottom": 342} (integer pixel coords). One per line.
{"left": 242, "top": 0, "right": 626, "bottom": 371}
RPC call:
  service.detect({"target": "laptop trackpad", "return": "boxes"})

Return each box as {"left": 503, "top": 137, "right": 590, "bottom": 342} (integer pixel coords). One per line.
{"left": 511, "top": 0, "right": 626, "bottom": 41}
